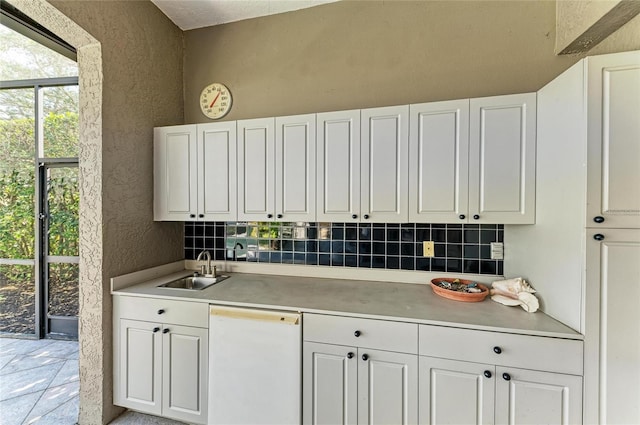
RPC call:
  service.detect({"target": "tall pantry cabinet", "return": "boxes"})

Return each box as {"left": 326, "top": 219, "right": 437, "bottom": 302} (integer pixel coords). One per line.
{"left": 506, "top": 50, "right": 640, "bottom": 425}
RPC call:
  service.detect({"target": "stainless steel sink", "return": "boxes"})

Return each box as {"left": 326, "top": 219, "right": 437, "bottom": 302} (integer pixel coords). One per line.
{"left": 158, "top": 275, "right": 229, "bottom": 290}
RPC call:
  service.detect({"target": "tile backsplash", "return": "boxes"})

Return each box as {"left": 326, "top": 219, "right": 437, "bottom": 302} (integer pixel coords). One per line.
{"left": 184, "top": 222, "right": 503, "bottom": 275}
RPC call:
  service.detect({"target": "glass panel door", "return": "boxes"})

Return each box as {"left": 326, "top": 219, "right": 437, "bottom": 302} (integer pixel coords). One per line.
{"left": 43, "top": 163, "right": 79, "bottom": 337}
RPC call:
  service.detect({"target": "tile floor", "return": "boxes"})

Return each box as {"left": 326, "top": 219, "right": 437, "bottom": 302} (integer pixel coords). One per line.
{"left": 0, "top": 337, "right": 79, "bottom": 425}
{"left": 0, "top": 337, "right": 187, "bottom": 425}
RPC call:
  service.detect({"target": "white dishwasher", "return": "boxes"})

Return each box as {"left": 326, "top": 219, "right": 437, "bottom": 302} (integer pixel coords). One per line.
{"left": 208, "top": 305, "right": 301, "bottom": 425}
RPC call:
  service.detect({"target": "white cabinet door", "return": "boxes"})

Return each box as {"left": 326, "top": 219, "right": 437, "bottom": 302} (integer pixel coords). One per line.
{"left": 358, "top": 348, "right": 417, "bottom": 425}
{"left": 584, "top": 228, "right": 640, "bottom": 425}
{"left": 495, "top": 367, "right": 582, "bottom": 425}
{"left": 117, "top": 319, "right": 162, "bottom": 415}
{"left": 162, "top": 325, "right": 208, "bottom": 424}
{"left": 276, "top": 114, "right": 316, "bottom": 222}
{"left": 154, "top": 125, "right": 197, "bottom": 221}
{"left": 586, "top": 51, "right": 640, "bottom": 229}
{"left": 419, "top": 357, "right": 494, "bottom": 425}
{"left": 469, "top": 94, "right": 536, "bottom": 224}
{"left": 361, "top": 105, "right": 409, "bottom": 223}
{"left": 198, "top": 122, "right": 237, "bottom": 221}
{"left": 303, "top": 342, "right": 358, "bottom": 425}
{"left": 317, "top": 110, "right": 361, "bottom": 223}
{"left": 238, "top": 118, "right": 275, "bottom": 221}
{"left": 409, "top": 100, "right": 469, "bottom": 223}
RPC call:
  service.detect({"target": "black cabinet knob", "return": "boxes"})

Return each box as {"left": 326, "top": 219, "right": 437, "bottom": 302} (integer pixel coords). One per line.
{"left": 363, "top": 214, "right": 369, "bottom": 219}
{"left": 594, "top": 234, "right": 605, "bottom": 241}
{"left": 593, "top": 216, "right": 605, "bottom": 223}
{"left": 459, "top": 214, "right": 466, "bottom": 220}
{"left": 157, "top": 309, "right": 165, "bottom": 315}
{"left": 347, "top": 352, "right": 354, "bottom": 359}
{"left": 267, "top": 214, "right": 273, "bottom": 219}
{"left": 493, "top": 346, "right": 502, "bottom": 354}
{"left": 190, "top": 214, "right": 195, "bottom": 218}
{"left": 362, "top": 354, "right": 369, "bottom": 361}
{"left": 483, "top": 370, "right": 492, "bottom": 378}
{"left": 198, "top": 214, "right": 204, "bottom": 218}
{"left": 502, "top": 372, "right": 511, "bottom": 381}
{"left": 277, "top": 214, "right": 283, "bottom": 219}
{"left": 354, "top": 330, "right": 361, "bottom": 337}
{"left": 352, "top": 214, "right": 358, "bottom": 219}
{"left": 162, "top": 328, "right": 170, "bottom": 334}
{"left": 153, "top": 327, "right": 160, "bottom": 333}
{"left": 473, "top": 214, "right": 480, "bottom": 220}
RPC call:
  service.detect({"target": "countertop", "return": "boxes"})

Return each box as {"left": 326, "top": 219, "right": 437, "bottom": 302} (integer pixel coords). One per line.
{"left": 112, "top": 262, "right": 582, "bottom": 340}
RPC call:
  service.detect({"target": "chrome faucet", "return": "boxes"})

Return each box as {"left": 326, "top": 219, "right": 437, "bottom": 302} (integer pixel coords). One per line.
{"left": 196, "top": 250, "right": 215, "bottom": 277}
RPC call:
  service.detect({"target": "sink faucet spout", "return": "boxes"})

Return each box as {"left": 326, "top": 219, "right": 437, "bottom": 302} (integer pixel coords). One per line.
{"left": 196, "top": 250, "right": 214, "bottom": 277}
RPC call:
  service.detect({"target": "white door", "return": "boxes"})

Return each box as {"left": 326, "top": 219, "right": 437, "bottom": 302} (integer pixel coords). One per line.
{"left": 361, "top": 105, "right": 409, "bottom": 223}
{"left": 162, "top": 325, "right": 208, "bottom": 424}
{"left": 316, "top": 110, "right": 361, "bottom": 222}
{"left": 469, "top": 94, "right": 536, "bottom": 224}
{"left": 154, "top": 125, "right": 197, "bottom": 221}
{"left": 238, "top": 118, "right": 275, "bottom": 221}
{"left": 117, "top": 319, "right": 162, "bottom": 415}
{"left": 584, "top": 228, "right": 640, "bottom": 425}
{"left": 276, "top": 114, "right": 316, "bottom": 222}
{"left": 586, "top": 51, "right": 640, "bottom": 229}
{"left": 303, "top": 342, "right": 358, "bottom": 425}
{"left": 495, "top": 367, "right": 582, "bottom": 425}
{"left": 358, "top": 348, "right": 417, "bottom": 425}
{"left": 409, "top": 100, "right": 470, "bottom": 223}
{"left": 419, "top": 356, "right": 494, "bottom": 425}
{"left": 198, "top": 122, "right": 237, "bottom": 221}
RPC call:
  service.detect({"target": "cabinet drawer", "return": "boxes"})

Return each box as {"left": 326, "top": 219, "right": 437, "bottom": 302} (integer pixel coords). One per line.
{"left": 304, "top": 313, "right": 417, "bottom": 354}
{"left": 114, "top": 296, "right": 208, "bottom": 328}
{"left": 419, "top": 325, "right": 583, "bottom": 375}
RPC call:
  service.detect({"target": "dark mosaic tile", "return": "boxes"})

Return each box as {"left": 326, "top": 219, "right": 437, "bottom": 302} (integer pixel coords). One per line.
{"left": 269, "top": 252, "right": 281, "bottom": 263}
{"left": 401, "top": 229, "right": 415, "bottom": 242}
{"left": 306, "top": 241, "right": 317, "bottom": 252}
{"left": 464, "top": 244, "right": 479, "bottom": 258}
{"left": 372, "top": 228, "right": 386, "bottom": 241}
{"left": 434, "top": 243, "right": 446, "bottom": 257}
{"left": 480, "top": 260, "right": 496, "bottom": 275}
{"left": 497, "top": 262, "right": 504, "bottom": 275}
{"left": 332, "top": 241, "right": 345, "bottom": 253}
{"left": 464, "top": 260, "right": 480, "bottom": 274}
{"left": 415, "top": 228, "right": 430, "bottom": 241}
{"left": 205, "top": 226, "right": 215, "bottom": 237}
{"left": 415, "top": 242, "right": 423, "bottom": 257}
{"left": 447, "top": 229, "right": 462, "bottom": 243}
{"left": 185, "top": 225, "right": 195, "bottom": 237}
{"left": 331, "top": 254, "right": 344, "bottom": 266}
{"left": 358, "top": 256, "right": 371, "bottom": 268}
{"left": 387, "top": 242, "right": 400, "bottom": 255}
{"left": 294, "top": 241, "right": 306, "bottom": 252}
{"left": 345, "top": 255, "right": 358, "bottom": 267}
{"left": 447, "top": 244, "right": 462, "bottom": 258}
{"left": 372, "top": 256, "right": 385, "bottom": 268}
{"left": 481, "top": 229, "right": 497, "bottom": 244}
{"left": 480, "top": 245, "right": 492, "bottom": 260}
{"left": 319, "top": 241, "right": 331, "bottom": 253}
{"left": 401, "top": 243, "right": 415, "bottom": 256}
{"left": 345, "top": 227, "right": 358, "bottom": 240}
{"left": 386, "top": 256, "right": 400, "bottom": 269}
{"left": 401, "top": 257, "right": 415, "bottom": 270}
{"left": 416, "top": 257, "right": 430, "bottom": 271}
{"left": 372, "top": 242, "right": 385, "bottom": 255}
{"left": 387, "top": 228, "right": 400, "bottom": 241}
{"left": 446, "top": 259, "right": 462, "bottom": 273}
{"left": 497, "top": 230, "right": 504, "bottom": 243}
{"left": 359, "top": 227, "right": 372, "bottom": 240}
{"left": 318, "top": 254, "right": 330, "bottom": 266}
{"left": 432, "top": 229, "right": 446, "bottom": 242}
{"left": 359, "top": 242, "right": 372, "bottom": 255}
{"left": 464, "top": 229, "right": 480, "bottom": 243}
{"left": 345, "top": 241, "right": 357, "bottom": 254}
{"left": 431, "top": 258, "right": 446, "bottom": 272}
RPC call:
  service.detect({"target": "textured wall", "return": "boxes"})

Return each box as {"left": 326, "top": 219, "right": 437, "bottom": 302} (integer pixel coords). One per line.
{"left": 183, "top": 0, "right": 640, "bottom": 123}
{"left": 12, "top": 1, "right": 185, "bottom": 424}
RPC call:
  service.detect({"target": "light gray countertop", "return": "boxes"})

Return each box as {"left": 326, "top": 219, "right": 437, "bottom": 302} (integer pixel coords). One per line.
{"left": 113, "top": 265, "right": 582, "bottom": 340}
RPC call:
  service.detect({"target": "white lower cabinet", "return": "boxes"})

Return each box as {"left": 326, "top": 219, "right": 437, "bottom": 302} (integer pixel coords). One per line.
{"left": 419, "top": 357, "right": 494, "bottom": 425}
{"left": 418, "top": 325, "right": 583, "bottom": 425}
{"left": 113, "top": 297, "right": 209, "bottom": 424}
{"left": 303, "top": 342, "right": 418, "bottom": 425}
{"left": 303, "top": 314, "right": 418, "bottom": 425}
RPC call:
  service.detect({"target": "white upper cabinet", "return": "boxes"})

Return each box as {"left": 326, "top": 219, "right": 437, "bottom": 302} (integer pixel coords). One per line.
{"left": 237, "top": 118, "right": 276, "bottom": 222}
{"left": 469, "top": 93, "right": 536, "bottom": 224}
{"left": 238, "top": 115, "right": 316, "bottom": 222}
{"left": 586, "top": 51, "right": 640, "bottom": 228}
{"left": 154, "top": 125, "right": 198, "bottom": 221}
{"left": 276, "top": 114, "right": 316, "bottom": 222}
{"left": 361, "top": 105, "right": 409, "bottom": 223}
{"left": 317, "top": 110, "right": 361, "bottom": 222}
{"left": 198, "top": 122, "right": 237, "bottom": 221}
{"left": 154, "top": 123, "right": 236, "bottom": 221}
{"left": 409, "top": 100, "right": 470, "bottom": 223}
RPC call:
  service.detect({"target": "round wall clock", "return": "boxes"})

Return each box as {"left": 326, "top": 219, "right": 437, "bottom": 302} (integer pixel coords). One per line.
{"left": 199, "top": 83, "right": 232, "bottom": 119}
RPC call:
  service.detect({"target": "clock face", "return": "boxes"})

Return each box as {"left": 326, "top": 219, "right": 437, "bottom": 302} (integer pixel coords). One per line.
{"left": 200, "top": 83, "right": 232, "bottom": 119}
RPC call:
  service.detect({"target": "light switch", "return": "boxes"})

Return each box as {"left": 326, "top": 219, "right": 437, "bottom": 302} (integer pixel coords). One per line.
{"left": 491, "top": 242, "right": 504, "bottom": 260}
{"left": 423, "top": 241, "right": 434, "bottom": 257}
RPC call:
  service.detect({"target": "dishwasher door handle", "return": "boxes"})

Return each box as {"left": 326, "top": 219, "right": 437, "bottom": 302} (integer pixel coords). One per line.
{"left": 210, "top": 305, "right": 300, "bottom": 325}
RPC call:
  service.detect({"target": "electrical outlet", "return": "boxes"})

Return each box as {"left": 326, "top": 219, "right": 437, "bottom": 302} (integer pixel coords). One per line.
{"left": 423, "top": 241, "right": 434, "bottom": 257}
{"left": 491, "top": 242, "right": 504, "bottom": 260}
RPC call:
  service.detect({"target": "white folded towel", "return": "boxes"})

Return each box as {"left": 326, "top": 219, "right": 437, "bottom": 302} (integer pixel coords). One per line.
{"left": 490, "top": 277, "right": 539, "bottom": 313}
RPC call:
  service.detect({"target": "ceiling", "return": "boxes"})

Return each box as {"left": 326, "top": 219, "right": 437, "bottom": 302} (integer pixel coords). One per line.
{"left": 151, "top": 0, "right": 339, "bottom": 30}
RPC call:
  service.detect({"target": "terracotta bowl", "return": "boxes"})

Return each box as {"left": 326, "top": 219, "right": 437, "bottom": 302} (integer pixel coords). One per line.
{"left": 430, "top": 278, "right": 489, "bottom": 302}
